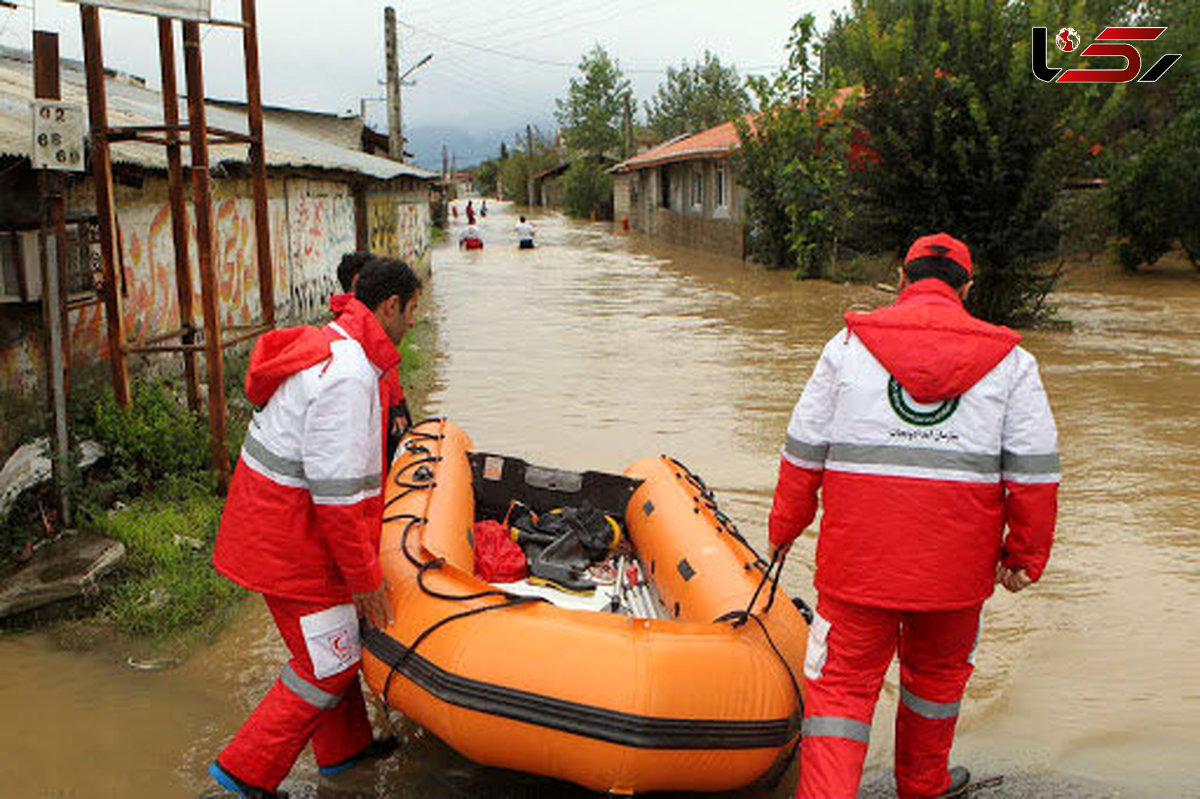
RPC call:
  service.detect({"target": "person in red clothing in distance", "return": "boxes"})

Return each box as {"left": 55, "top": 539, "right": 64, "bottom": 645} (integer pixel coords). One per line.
{"left": 769, "top": 233, "right": 1059, "bottom": 799}
{"left": 208, "top": 258, "right": 422, "bottom": 798}
{"left": 333, "top": 251, "right": 414, "bottom": 464}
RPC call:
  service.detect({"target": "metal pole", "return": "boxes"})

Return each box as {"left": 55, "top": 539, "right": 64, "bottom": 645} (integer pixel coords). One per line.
{"left": 384, "top": 7, "right": 401, "bottom": 161}
{"left": 34, "top": 30, "right": 72, "bottom": 529}
{"left": 354, "top": 185, "right": 368, "bottom": 251}
{"left": 156, "top": 18, "right": 200, "bottom": 414}
{"left": 79, "top": 6, "right": 130, "bottom": 407}
{"left": 526, "top": 124, "right": 534, "bottom": 207}
{"left": 623, "top": 93, "right": 633, "bottom": 159}
{"left": 182, "top": 20, "right": 231, "bottom": 488}
{"left": 241, "top": 0, "right": 275, "bottom": 326}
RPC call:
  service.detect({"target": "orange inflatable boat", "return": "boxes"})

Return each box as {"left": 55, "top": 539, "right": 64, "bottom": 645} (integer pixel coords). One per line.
{"left": 362, "top": 419, "right": 810, "bottom": 795}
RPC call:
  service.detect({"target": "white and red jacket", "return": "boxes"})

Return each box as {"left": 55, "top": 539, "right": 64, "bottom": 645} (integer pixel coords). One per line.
{"left": 769, "top": 279, "right": 1059, "bottom": 609}
{"left": 331, "top": 293, "right": 410, "bottom": 462}
{"left": 213, "top": 298, "right": 399, "bottom": 602}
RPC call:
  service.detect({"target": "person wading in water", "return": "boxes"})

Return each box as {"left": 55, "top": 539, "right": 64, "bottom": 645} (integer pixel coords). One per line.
{"left": 770, "top": 233, "right": 1059, "bottom": 799}
{"left": 208, "top": 259, "right": 422, "bottom": 798}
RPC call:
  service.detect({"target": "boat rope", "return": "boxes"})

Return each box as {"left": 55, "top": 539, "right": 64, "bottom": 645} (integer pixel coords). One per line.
{"left": 375, "top": 419, "right": 547, "bottom": 705}
{"left": 666, "top": 455, "right": 768, "bottom": 568}
{"left": 375, "top": 420, "right": 803, "bottom": 752}
{"left": 714, "top": 548, "right": 805, "bottom": 737}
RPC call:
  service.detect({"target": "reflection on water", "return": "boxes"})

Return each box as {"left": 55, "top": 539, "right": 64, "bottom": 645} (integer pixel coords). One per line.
{"left": 1, "top": 202, "right": 1196, "bottom": 797}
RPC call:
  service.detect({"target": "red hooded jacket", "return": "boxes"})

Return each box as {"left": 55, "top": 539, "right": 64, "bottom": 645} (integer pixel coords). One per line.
{"left": 331, "top": 293, "right": 409, "bottom": 461}
{"left": 769, "top": 280, "right": 1059, "bottom": 609}
{"left": 213, "top": 299, "right": 400, "bottom": 602}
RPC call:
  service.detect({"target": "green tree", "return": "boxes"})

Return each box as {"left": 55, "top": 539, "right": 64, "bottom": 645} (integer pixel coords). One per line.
{"left": 736, "top": 14, "right": 857, "bottom": 275}
{"left": 556, "top": 45, "right": 631, "bottom": 155}
{"left": 562, "top": 158, "right": 614, "bottom": 220}
{"left": 1103, "top": 0, "right": 1199, "bottom": 270}
{"left": 499, "top": 127, "right": 558, "bottom": 206}
{"left": 1109, "top": 109, "right": 1200, "bottom": 270}
{"left": 645, "top": 51, "right": 752, "bottom": 141}
{"left": 827, "top": 0, "right": 1094, "bottom": 325}
{"left": 476, "top": 158, "right": 501, "bottom": 197}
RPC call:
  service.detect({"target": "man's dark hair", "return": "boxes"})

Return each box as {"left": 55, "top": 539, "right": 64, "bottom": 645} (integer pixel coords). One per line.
{"left": 520, "top": 215, "right": 526, "bottom": 222}
{"left": 336, "top": 251, "right": 374, "bottom": 293}
{"left": 903, "top": 257, "right": 970, "bottom": 289}
{"left": 355, "top": 257, "right": 422, "bottom": 311}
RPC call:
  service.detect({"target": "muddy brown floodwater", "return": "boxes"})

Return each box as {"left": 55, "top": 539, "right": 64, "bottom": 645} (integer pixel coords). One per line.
{"left": 1, "top": 201, "right": 1197, "bottom": 798}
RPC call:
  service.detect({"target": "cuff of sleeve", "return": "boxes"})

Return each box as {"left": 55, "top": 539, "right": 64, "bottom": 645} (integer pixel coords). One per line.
{"left": 769, "top": 515, "right": 800, "bottom": 550}
{"left": 345, "top": 558, "right": 383, "bottom": 595}
{"left": 1001, "top": 552, "right": 1046, "bottom": 583}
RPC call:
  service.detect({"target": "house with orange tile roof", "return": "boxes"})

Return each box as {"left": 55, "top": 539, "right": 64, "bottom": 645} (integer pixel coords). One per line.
{"left": 611, "top": 117, "right": 748, "bottom": 260}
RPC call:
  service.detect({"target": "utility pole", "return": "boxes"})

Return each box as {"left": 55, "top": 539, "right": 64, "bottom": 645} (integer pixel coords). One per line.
{"left": 384, "top": 6, "right": 402, "bottom": 161}
{"left": 623, "top": 93, "right": 634, "bottom": 159}
{"left": 440, "top": 144, "right": 449, "bottom": 221}
{"left": 526, "top": 124, "right": 534, "bottom": 207}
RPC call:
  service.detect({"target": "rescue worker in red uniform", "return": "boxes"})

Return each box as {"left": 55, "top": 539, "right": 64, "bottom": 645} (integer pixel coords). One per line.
{"left": 770, "top": 233, "right": 1059, "bottom": 799}
{"left": 333, "top": 251, "right": 412, "bottom": 463}
{"left": 209, "top": 258, "right": 422, "bottom": 798}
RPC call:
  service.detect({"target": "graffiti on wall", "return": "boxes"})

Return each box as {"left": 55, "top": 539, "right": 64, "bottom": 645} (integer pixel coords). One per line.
{"left": 4, "top": 177, "right": 429, "bottom": 395}
{"left": 64, "top": 188, "right": 290, "bottom": 365}
{"left": 285, "top": 179, "right": 357, "bottom": 322}
{"left": 368, "top": 192, "right": 430, "bottom": 269}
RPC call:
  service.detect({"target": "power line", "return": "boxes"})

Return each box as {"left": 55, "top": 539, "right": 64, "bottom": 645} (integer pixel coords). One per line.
{"left": 401, "top": 20, "right": 777, "bottom": 75}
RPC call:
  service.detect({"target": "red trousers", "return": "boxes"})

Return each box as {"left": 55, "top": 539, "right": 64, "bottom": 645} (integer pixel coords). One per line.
{"left": 217, "top": 596, "right": 374, "bottom": 791}
{"left": 797, "top": 594, "right": 981, "bottom": 799}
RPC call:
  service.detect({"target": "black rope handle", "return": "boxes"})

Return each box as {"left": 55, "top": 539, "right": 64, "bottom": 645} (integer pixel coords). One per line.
{"left": 666, "top": 455, "right": 767, "bottom": 567}
{"left": 372, "top": 421, "right": 548, "bottom": 706}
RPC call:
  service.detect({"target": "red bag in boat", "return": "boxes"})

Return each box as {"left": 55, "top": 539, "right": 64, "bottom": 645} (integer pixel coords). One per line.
{"left": 473, "top": 520, "right": 527, "bottom": 583}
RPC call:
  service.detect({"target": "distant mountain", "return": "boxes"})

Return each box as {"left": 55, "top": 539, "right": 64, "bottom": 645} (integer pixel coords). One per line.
{"left": 405, "top": 124, "right": 554, "bottom": 171}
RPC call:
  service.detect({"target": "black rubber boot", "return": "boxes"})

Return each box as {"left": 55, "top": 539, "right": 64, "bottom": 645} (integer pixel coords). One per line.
{"left": 935, "top": 766, "right": 971, "bottom": 798}
{"left": 317, "top": 736, "right": 400, "bottom": 776}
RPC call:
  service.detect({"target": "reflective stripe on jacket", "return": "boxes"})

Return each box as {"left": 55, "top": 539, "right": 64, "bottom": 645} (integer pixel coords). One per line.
{"left": 769, "top": 280, "right": 1059, "bottom": 609}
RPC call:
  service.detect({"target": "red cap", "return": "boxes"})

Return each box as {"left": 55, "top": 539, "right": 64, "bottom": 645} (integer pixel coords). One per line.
{"left": 905, "top": 233, "right": 972, "bottom": 276}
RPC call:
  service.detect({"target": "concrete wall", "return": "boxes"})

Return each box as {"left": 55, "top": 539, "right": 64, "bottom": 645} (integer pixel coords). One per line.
{"left": 650, "top": 207, "right": 744, "bottom": 260}
{"left": 622, "top": 156, "right": 744, "bottom": 259}
{"left": 539, "top": 176, "right": 565, "bottom": 209}
{"left": 613, "top": 173, "right": 632, "bottom": 225}
{"left": 0, "top": 171, "right": 431, "bottom": 453}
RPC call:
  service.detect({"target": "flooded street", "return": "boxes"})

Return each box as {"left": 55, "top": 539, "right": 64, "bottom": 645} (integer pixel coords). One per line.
{"left": 2, "top": 201, "right": 1198, "bottom": 797}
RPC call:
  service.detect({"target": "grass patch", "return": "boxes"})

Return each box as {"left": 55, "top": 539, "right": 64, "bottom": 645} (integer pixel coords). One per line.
{"left": 88, "top": 485, "right": 243, "bottom": 638}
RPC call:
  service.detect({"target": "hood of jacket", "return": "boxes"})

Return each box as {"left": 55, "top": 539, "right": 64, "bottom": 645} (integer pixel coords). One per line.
{"left": 244, "top": 326, "right": 331, "bottom": 407}
{"left": 245, "top": 297, "right": 400, "bottom": 407}
{"left": 844, "top": 279, "right": 1021, "bottom": 403}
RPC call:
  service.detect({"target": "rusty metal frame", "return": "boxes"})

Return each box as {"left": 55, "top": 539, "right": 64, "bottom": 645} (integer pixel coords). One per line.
{"left": 78, "top": 1, "right": 276, "bottom": 488}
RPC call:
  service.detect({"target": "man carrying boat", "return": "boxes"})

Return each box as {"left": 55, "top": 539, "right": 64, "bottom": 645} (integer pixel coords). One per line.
{"left": 208, "top": 258, "right": 422, "bottom": 798}
{"left": 769, "top": 233, "right": 1059, "bottom": 799}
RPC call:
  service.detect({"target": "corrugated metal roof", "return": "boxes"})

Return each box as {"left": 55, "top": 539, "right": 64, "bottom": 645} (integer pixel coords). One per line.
{"left": 0, "top": 47, "right": 435, "bottom": 181}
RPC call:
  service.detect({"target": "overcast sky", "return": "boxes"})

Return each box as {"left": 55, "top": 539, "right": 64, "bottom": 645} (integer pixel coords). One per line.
{"left": 3, "top": 0, "right": 846, "bottom": 149}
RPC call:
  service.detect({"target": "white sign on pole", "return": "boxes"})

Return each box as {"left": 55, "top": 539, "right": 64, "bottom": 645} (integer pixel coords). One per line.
{"left": 68, "top": 0, "right": 212, "bottom": 22}
{"left": 31, "top": 101, "right": 86, "bottom": 173}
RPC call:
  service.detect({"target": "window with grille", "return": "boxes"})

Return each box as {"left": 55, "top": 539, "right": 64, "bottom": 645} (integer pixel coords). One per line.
{"left": 715, "top": 163, "right": 728, "bottom": 208}
{"left": 0, "top": 223, "right": 100, "bottom": 304}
